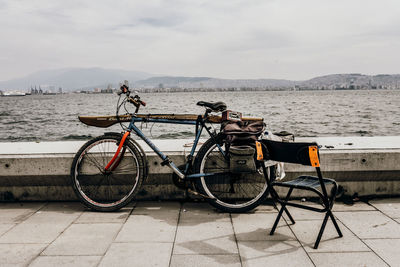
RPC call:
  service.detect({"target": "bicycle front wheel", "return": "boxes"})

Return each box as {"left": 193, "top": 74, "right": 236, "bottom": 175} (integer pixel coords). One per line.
{"left": 194, "top": 134, "right": 274, "bottom": 213}
{"left": 71, "top": 135, "right": 144, "bottom": 211}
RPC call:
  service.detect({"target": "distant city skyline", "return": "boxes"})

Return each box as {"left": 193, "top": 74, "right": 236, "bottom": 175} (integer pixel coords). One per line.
{"left": 1, "top": 0, "right": 400, "bottom": 81}
{"left": 1, "top": 68, "right": 399, "bottom": 92}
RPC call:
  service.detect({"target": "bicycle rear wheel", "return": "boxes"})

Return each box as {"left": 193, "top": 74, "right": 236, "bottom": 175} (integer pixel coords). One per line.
{"left": 71, "top": 135, "right": 144, "bottom": 211}
{"left": 194, "top": 134, "right": 274, "bottom": 213}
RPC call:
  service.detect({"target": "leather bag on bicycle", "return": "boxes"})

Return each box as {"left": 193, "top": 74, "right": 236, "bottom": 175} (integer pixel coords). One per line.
{"left": 222, "top": 120, "right": 266, "bottom": 173}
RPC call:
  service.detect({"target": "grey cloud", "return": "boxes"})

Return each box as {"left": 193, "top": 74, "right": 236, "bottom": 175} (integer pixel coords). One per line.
{"left": 139, "top": 16, "right": 184, "bottom": 28}
{"left": 359, "top": 23, "right": 400, "bottom": 39}
{"left": 0, "top": 0, "right": 7, "bottom": 9}
{"left": 222, "top": 30, "right": 294, "bottom": 52}
{"left": 111, "top": 16, "right": 184, "bottom": 31}
{"left": 31, "top": 9, "right": 71, "bottom": 24}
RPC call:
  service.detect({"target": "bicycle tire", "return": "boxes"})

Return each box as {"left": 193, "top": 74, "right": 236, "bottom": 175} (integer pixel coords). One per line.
{"left": 194, "top": 134, "right": 275, "bottom": 213}
{"left": 71, "top": 134, "right": 145, "bottom": 211}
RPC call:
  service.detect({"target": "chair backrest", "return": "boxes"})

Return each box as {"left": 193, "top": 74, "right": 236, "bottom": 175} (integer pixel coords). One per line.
{"left": 261, "top": 139, "right": 320, "bottom": 167}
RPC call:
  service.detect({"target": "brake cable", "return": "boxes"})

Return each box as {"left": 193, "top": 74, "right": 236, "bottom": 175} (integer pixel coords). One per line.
{"left": 116, "top": 95, "right": 128, "bottom": 131}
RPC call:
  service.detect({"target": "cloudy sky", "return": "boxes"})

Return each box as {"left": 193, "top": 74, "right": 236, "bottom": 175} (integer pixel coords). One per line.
{"left": 0, "top": 0, "right": 399, "bottom": 81}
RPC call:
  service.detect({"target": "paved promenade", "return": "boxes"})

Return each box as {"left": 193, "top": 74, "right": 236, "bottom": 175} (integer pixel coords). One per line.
{"left": 0, "top": 198, "right": 399, "bottom": 267}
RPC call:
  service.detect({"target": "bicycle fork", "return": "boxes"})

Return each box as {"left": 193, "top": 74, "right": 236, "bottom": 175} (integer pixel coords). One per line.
{"left": 104, "top": 131, "right": 130, "bottom": 171}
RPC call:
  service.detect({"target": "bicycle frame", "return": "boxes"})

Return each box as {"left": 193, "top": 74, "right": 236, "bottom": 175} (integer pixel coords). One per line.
{"left": 105, "top": 113, "right": 226, "bottom": 180}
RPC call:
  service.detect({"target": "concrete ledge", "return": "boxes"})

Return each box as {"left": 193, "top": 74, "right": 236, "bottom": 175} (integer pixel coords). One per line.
{"left": 0, "top": 137, "right": 399, "bottom": 201}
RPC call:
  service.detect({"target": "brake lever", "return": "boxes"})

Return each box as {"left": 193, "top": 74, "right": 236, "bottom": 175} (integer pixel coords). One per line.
{"left": 132, "top": 95, "right": 146, "bottom": 106}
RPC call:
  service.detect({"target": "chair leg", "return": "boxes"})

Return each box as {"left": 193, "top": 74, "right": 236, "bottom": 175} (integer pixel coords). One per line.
{"left": 270, "top": 188, "right": 295, "bottom": 224}
{"left": 314, "top": 212, "right": 329, "bottom": 249}
{"left": 283, "top": 207, "right": 296, "bottom": 225}
{"left": 262, "top": 165, "right": 295, "bottom": 224}
{"left": 270, "top": 187, "right": 293, "bottom": 235}
{"left": 328, "top": 210, "right": 343, "bottom": 237}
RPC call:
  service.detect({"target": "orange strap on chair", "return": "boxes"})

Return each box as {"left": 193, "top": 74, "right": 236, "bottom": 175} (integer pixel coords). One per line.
{"left": 255, "top": 141, "right": 263, "bottom": 161}
{"left": 308, "top": 146, "right": 320, "bottom": 167}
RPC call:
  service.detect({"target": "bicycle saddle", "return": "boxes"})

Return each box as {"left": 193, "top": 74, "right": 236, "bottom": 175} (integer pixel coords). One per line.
{"left": 196, "top": 101, "right": 227, "bottom": 112}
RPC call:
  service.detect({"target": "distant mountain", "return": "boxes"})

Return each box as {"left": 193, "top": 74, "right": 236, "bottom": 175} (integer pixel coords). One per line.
{"left": 1, "top": 69, "right": 399, "bottom": 92}
{"left": 0, "top": 68, "right": 153, "bottom": 91}
{"left": 300, "top": 73, "right": 400, "bottom": 89}
{"left": 134, "top": 76, "right": 213, "bottom": 87}
{"left": 135, "top": 74, "right": 400, "bottom": 90}
{"left": 133, "top": 76, "right": 296, "bottom": 89}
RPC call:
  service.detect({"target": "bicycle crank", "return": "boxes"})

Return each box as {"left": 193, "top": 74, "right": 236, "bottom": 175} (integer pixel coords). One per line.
{"left": 171, "top": 165, "right": 216, "bottom": 200}
{"left": 172, "top": 165, "right": 192, "bottom": 190}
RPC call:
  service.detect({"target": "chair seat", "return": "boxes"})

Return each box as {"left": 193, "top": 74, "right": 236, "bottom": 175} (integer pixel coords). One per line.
{"left": 273, "top": 175, "right": 335, "bottom": 189}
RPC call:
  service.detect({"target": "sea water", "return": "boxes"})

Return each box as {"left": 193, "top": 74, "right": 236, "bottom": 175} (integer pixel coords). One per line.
{"left": 0, "top": 90, "right": 399, "bottom": 142}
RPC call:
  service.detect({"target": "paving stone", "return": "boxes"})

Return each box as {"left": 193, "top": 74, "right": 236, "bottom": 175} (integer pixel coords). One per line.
{"left": 180, "top": 202, "right": 231, "bottom": 224}
{"left": 333, "top": 201, "right": 376, "bottom": 212}
{"left": 289, "top": 220, "right": 369, "bottom": 252}
{"left": 29, "top": 256, "right": 101, "bottom": 267}
{"left": 369, "top": 198, "right": 400, "bottom": 219}
{"left": 335, "top": 211, "right": 400, "bottom": 239}
{"left": 116, "top": 215, "right": 177, "bottom": 242}
{"left": 134, "top": 201, "right": 181, "bottom": 212}
{"left": 0, "top": 202, "right": 44, "bottom": 223}
{"left": 116, "top": 202, "right": 179, "bottom": 242}
{"left": 0, "top": 224, "right": 15, "bottom": 236}
{"left": 238, "top": 241, "right": 313, "bottom": 267}
{"left": 99, "top": 242, "right": 172, "bottom": 267}
{"left": 170, "top": 254, "right": 241, "bottom": 267}
{"left": 76, "top": 207, "right": 132, "bottom": 224}
{"left": 0, "top": 221, "right": 71, "bottom": 244}
{"left": 43, "top": 223, "right": 122, "bottom": 256}
{"left": 308, "top": 252, "right": 388, "bottom": 267}
{"left": 132, "top": 201, "right": 181, "bottom": 218}
{"left": 174, "top": 221, "right": 237, "bottom": 255}
{"left": 364, "top": 239, "right": 400, "bottom": 267}
{"left": 40, "top": 202, "right": 85, "bottom": 213}
{"left": 0, "top": 204, "right": 82, "bottom": 244}
{"left": 251, "top": 203, "right": 277, "bottom": 213}
{"left": 0, "top": 243, "right": 46, "bottom": 267}
{"left": 231, "top": 213, "right": 296, "bottom": 241}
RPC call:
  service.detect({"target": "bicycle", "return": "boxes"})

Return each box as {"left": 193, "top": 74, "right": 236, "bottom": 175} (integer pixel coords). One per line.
{"left": 71, "top": 82, "right": 276, "bottom": 212}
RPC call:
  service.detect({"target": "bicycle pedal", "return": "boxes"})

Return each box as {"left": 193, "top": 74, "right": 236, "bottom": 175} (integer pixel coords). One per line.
{"left": 187, "top": 189, "right": 216, "bottom": 200}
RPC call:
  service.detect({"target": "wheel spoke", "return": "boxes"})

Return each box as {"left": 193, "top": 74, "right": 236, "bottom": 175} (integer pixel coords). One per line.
{"left": 109, "top": 173, "right": 132, "bottom": 185}
{"left": 84, "top": 154, "right": 104, "bottom": 173}
{"left": 90, "top": 175, "right": 107, "bottom": 200}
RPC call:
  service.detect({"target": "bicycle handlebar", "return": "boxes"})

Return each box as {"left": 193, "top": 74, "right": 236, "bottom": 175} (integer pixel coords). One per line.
{"left": 127, "top": 96, "right": 146, "bottom": 107}
{"left": 118, "top": 83, "right": 146, "bottom": 113}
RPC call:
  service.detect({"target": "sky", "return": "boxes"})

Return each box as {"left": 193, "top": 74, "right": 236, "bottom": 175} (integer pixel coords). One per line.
{"left": 1, "top": 0, "right": 400, "bottom": 81}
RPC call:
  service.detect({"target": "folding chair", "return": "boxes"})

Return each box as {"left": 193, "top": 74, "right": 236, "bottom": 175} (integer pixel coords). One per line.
{"left": 261, "top": 139, "right": 343, "bottom": 249}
